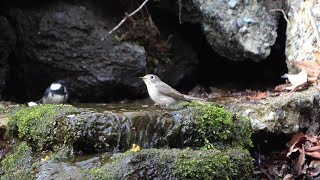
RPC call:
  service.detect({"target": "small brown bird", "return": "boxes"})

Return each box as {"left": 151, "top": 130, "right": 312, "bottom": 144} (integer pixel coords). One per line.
{"left": 140, "top": 74, "right": 204, "bottom": 107}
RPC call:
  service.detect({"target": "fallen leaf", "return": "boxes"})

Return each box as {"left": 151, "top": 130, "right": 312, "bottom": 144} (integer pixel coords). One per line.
{"left": 305, "top": 145, "right": 320, "bottom": 152}
{"left": 274, "top": 84, "right": 292, "bottom": 92}
{"left": 305, "top": 134, "right": 319, "bottom": 143}
{"left": 286, "top": 132, "right": 306, "bottom": 147}
{"left": 305, "top": 151, "right": 320, "bottom": 159}
{"left": 287, "top": 135, "right": 307, "bottom": 157}
{"left": 294, "top": 144, "right": 305, "bottom": 176}
{"left": 292, "top": 60, "right": 320, "bottom": 81}
{"left": 247, "top": 91, "right": 269, "bottom": 100}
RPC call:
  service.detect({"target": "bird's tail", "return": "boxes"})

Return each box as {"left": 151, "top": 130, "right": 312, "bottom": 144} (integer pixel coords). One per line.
{"left": 183, "top": 94, "right": 205, "bottom": 102}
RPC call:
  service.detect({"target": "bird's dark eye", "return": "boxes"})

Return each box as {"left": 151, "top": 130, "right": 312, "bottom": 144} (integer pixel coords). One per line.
{"left": 150, "top": 75, "right": 154, "bottom": 79}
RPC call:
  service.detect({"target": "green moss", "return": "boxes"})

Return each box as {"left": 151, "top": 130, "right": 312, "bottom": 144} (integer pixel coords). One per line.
{"left": 227, "top": 148, "right": 254, "bottom": 179}
{"left": 7, "top": 104, "right": 78, "bottom": 151}
{"left": 175, "top": 148, "right": 253, "bottom": 180}
{"left": 83, "top": 148, "right": 252, "bottom": 179}
{"left": 233, "top": 116, "right": 253, "bottom": 148}
{"left": 51, "top": 145, "right": 75, "bottom": 161}
{"left": 84, "top": 155, "right": 123, "bottom": 180}
{"left": 185, "top": 102, "right": 253, "bottom": 149}
{"left": 175, "top": 150, "right": 233, "bottom": 179}
{"left": 1, "top": 142, "right": 33, "bottom": 180}
{"left": 85, "top": 167, "right": 117, "bottom": 180}
{"left": 197, "top": 104, "right": 233, "bottom": 141}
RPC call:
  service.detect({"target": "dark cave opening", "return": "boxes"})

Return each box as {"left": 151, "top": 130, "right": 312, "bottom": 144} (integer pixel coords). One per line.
{"left": 149, "top": 2, "right": 288, "bottom": 92}
{"left": 179, "top": 17, "right": 288, "bottom": 90}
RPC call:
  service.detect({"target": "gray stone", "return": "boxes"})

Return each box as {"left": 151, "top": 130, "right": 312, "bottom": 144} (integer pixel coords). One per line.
{"left": 7, "top": 3, "right": 147, "bottom": 101}
{"left": 181, "top": 0, "right": 281, "bottom": 61}
{"left": 225, "top": 87, "right": 320, "bottom": 134}
{"left": 285, "top": 0, "right": 320, "bottom": 71}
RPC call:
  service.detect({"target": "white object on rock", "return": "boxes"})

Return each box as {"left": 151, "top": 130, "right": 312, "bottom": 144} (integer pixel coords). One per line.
{"left": 28, "top": 102, "right": 38, "bottom": 106}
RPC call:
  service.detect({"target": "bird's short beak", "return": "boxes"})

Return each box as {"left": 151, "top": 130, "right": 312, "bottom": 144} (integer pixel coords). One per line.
{"left": 140, "top": 76, "right": 146, "bottom": 80}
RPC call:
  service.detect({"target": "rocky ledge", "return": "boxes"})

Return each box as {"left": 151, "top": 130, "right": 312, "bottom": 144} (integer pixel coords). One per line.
{"left": 1, "top": 102, "right": 253, "bottom": 179}
{"left": 1, "top": 87, "right": 319, "bottom": 178}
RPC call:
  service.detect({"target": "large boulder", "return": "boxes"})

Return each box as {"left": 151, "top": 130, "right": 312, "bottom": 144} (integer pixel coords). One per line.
{"left": 285, "top": 0, "right": 320, "bottom": 71}
{"left": 0, "top": 16, "right": 16, "bottom": 98}
{"left": 225, "top": 87, "right": 320, "bottom": 134}
{"left": 6, "top": 2, "right": 147, "bottom": 102}
{"left": 181, "top": 0, "right": 281, "bottom": 61}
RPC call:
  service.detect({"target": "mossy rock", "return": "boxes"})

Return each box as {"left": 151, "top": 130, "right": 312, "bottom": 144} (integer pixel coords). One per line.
{"left": 1, "top": 145, "right": 252, "bottom": 179}
{"left": 7, "top": 104, "right": 78, "bottom": 151}
{"left": 6, "top": 103, "right": 252, "bottom": 152}
{"left": 183, "top": 102, "right": 252, "bottom": 149}
{"left": 85, "top": 148, "right": 253, "bottom": 179}
{"left": 1, "top": 142, "right": 33, "bottom": 180}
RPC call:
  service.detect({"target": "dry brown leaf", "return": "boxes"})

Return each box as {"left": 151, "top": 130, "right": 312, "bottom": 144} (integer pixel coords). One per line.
{"left": 305, "top": 134, "right": 319, "bottom": 143}
{"left": 287, "top": 136, "right": 307, "bottom": 157}
{"left": 286, "top": 132, "right": 306, "bottom": 147}
{"left": 305, "top": 151, "right": 320, "bottom": 159}
{"left": 292, "top": 60, "right": 320, "bottom": 81}
{"left": 247, "top": 91, "right": 269, "bottom": 100}
{"left": 294, "top": 144, "right": 305, "bottom": 176}
{"left": 305, "top": 145, "right": 320, "bottom": 152}
{"left": 274, "top": 84, "right": 292, "bottom": 92}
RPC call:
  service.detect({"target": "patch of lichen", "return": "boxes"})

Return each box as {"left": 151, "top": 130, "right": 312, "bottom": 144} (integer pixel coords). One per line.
{"left": 183, "top": 102, "right": 252, "bottom": 149}
{"left": 1, "top": 142, "right": 34, "bottom": 179}
{"left": 7, "top": 104, "right": 78, "bottom": 151}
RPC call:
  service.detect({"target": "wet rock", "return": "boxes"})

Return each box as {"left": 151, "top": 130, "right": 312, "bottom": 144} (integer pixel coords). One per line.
{"left": 225, "top": 87, "right": 320, "bottom": 134}
{"left": 181, "top": 0, "right": 280, "bottom": 61}
{"left": 37, "top": 161, "right": 84, "bottom": 180}
{"left": 0, "top": 16, "right": 16, "bottom": 98}
{"left": 6, "top": 103, "right": 252, "bottom": 152}
{"left": 1, "top": 142, "right": 33, "bottom": 180}
{"left": 85, "top": 148, "right": 253, "bottom": 179}
{"left": 2, "top": 146, "right": 252, "bottom": 179}
{"left": 285, "top": 0, "right": 320, "bottom": 71}
{"left": 7, "top": 3, "right": 147, "bottom": 102}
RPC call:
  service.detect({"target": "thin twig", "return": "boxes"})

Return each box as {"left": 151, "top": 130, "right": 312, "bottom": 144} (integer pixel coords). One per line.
{"left": 178, "top": 0, "right": 182, "bottom": 24}
{"left": 305, "top": 4, "right": 320, "bottom": 49}
{"left": 96, "top": 0, "right": 151, "bottom": 47}
{"left": 270, "top": 9, "right": 290, "bottom": 27}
